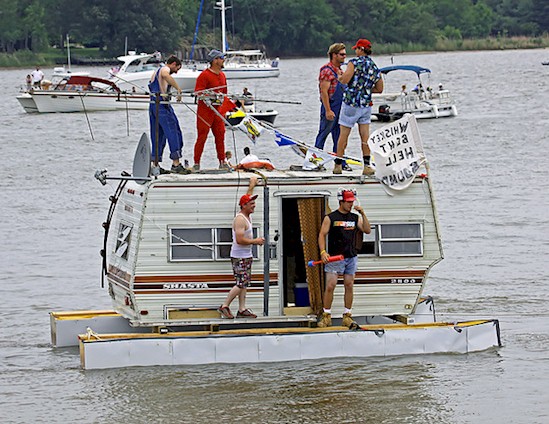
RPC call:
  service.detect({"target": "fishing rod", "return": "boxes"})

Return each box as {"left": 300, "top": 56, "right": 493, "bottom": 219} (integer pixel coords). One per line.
{"left": 195, "top": 90, "right": 302, "bottom": 105}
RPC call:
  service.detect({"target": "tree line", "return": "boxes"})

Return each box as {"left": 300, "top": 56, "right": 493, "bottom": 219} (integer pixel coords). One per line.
{"left": 1, "top": 0, "right": 548, "bottom": 56}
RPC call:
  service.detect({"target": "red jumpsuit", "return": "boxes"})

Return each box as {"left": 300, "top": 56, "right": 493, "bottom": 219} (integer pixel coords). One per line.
{"left": 194, "top": 68, "right": 228, "bottom": 165}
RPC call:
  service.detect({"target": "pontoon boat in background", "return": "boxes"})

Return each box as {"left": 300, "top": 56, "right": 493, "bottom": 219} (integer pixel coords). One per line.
{"left": 372, "top": 65, "right": 458, "bottom": 121}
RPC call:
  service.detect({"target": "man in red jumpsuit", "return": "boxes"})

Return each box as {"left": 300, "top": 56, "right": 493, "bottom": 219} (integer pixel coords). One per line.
{"left": 193, "top": 49, "right": 229, "bottom": 170}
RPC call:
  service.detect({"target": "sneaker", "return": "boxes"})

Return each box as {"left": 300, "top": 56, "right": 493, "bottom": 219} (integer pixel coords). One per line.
{"left": 236, "top": 309, "right": 257, "bottom": 318}
{"left": 193, "top": 164, "right": 200, "bottom": 171}
{"left": 159, "top": 167, "right": 171, "bottom": 175}
{"left": 342, "top": 164, "right": 353, "bottom": 172}
{"left": 317, "top": 312, "right": 332, "bottom": 328}
{"left": 362, "top": 165, "right": 375, "bottom": 176}
{"left": 342, "top": 313, "right": 354, "bottom": 328}
{"left": 332, "top": 164, "right": 342, "bottom": 175}
{"left": 219, "top": 162, "right": 230, "bottom": 170}
{"left": 217, "top": 305, "right": 234, "bottom": 319}
{"left": 171, "top": 164, "right": 191, "bottom": 174}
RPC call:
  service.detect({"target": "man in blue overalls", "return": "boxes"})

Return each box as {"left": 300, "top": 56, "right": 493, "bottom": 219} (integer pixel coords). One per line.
{"left": 149, "top": 55, "right": 190, "bottom": 174}
{"left": 314, "top": 43, "right": 350, "bottom": 171}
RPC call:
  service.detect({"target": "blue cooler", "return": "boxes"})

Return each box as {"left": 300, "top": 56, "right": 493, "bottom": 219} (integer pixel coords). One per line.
{"left": 294, "top": 283, "right": 310, "bottom": 307}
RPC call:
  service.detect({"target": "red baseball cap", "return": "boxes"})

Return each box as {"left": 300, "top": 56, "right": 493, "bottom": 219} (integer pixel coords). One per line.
{"left": 352, "top": 39, "right": 372, "bottom": 50}
{"left": 239, "top": 194, "right": 258, "bottom": 207}
{"left": 341, "top": 190, "right": 356, "bottom": 202}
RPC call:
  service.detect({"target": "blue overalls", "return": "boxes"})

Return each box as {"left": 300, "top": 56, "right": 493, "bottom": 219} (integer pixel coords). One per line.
{"left": 314, "top": 65, "right": 344, "bottom": 154}
{"left": 148, "top": 68, "right": 183, "bottom": 163}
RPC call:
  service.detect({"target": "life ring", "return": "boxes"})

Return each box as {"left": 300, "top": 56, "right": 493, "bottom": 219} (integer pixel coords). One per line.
{"left": 236, "top": 161, "right": 275, "bottom": 171}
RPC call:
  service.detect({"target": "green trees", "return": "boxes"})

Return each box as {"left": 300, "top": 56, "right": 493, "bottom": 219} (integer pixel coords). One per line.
{"left": 0, "top": 0, "right": 547, "bottom": 56}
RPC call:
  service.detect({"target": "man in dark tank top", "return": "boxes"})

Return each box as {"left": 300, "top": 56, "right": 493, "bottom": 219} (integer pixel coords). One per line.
{"left": 317, "top": 189, "right": 371, "bottom": 328}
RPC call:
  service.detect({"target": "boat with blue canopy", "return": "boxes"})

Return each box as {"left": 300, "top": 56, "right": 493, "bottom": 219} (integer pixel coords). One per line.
{"left": 372, "top": 65, "right": 458, "bottom": 121}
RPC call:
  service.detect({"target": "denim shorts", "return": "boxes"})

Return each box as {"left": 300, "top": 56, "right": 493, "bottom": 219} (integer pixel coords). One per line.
{"left": 339, "top": 103, "right": 372, "bottom": 128}
{"left": 324, "top": 256, "right": 358, "bottom": 275}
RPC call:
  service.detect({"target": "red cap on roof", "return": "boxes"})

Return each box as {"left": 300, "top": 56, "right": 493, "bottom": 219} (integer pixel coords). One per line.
{"left": 239, "top": 194, "right": 258, "bottom": 207}
{"left": 352, "top": 39, "right": 372, "bottom": 50}
{"left": 341, "top": 190, "right": 356, "bottom": 202}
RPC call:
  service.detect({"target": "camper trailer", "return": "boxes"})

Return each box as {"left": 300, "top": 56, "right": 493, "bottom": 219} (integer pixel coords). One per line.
{"left": 105, "top": 171, "right": 441, "bottom": 326}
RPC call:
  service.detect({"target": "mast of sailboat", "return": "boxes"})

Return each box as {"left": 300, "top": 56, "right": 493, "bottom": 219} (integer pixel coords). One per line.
{"left": 190, "top": 0, "right": 205, "bottom": 60}
{"left": 221, "top": 0, "right": 226, "bottom": 54}
{"left": 215, "top": 0, "right": 231, "bottom": 54}
{"left": 66, "top": 34, "right": 71, "bottom": 71}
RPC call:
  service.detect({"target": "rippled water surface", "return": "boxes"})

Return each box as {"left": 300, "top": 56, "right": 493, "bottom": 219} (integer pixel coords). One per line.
{"left": 1, "top": 49, "right": 548, "bottom": 423}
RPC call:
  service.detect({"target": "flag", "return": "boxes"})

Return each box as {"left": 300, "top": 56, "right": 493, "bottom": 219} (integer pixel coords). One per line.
{"left": 303, "top": 148, "right": 335, "bottom": 170}
{"left": 274, "top": 130, "right": 297, "bottom": 146}
{"left": 218, "top": 96, "right": 237, "bottom": 115}
{"left": 228, "top": 109, "right": 246, "bottom": 119}
{"left": 236, "top": 115, "right": 264, "bottom": 143}
{"left": 367, "top": 114, "right": 426, "bottom": 192}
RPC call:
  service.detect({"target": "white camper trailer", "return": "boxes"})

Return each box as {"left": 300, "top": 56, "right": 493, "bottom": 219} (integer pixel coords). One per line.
{"left": 103, "top": 170, "right": 442, "bottom": 325}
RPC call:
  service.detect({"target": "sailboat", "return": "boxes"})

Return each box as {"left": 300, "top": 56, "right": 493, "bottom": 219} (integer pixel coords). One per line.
{"left": 194, "top": 0, "right": 280, "bottom": 79}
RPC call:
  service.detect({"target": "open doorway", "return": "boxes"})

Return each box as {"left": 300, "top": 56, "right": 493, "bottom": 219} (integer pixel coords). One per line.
{"left": 281, "top": 196, "right": 325, "bottom": 315}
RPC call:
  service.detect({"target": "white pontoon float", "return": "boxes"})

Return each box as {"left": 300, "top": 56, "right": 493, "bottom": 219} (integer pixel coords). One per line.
{"left": 50, "top": 121, "right": 500, "bottom": 369}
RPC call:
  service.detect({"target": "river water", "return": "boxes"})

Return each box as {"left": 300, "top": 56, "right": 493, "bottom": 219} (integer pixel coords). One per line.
{"left": 1, "top": 49, "right": 548, "bottom": 423}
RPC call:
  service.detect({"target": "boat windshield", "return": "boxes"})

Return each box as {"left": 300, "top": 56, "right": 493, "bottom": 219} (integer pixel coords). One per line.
{"left": 125, "top": 57, "right": 161, "bottom": 73}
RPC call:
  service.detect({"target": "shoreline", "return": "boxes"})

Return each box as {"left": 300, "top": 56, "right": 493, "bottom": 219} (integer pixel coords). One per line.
{"left": 2, "top": 36, "right": 549, "bottom": 69}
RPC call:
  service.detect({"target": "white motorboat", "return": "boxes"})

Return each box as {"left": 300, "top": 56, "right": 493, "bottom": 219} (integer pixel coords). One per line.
{"left": 24, "top": 75, "right": 152, "bottom": 113}
{"left": 109, "top": 52, "right": 200, "bottom": 93}
{"left": 372, "top": 65, "right": 458, "bottom": 121}
{"left": 49, "top": 118, "right": 500, "bottom": 369}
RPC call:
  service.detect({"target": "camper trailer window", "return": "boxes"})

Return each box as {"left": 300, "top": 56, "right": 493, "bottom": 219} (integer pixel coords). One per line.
{"left": 115, "top": 222, "right": 133, "bottom": 260}
{"left": 169, "top": 228, "right": 214, "bottom": 261}
{"left": 168, "top": 227, "right": 260, "bottom": 261}
{"left": 378, "top": 223, "right": 423, "bottom": 256}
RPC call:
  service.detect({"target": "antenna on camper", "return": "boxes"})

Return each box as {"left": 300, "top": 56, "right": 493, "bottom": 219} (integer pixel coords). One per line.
{"left": 95, "top": 133, "right": 151, "bottom": 185}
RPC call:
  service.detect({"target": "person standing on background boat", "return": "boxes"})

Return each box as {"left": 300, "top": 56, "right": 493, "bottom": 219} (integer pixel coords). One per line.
{"left": 317, "top": 189, "right": 371, "bottom": 328}
{"left": 333, "top": 39, "right": 383, "bottom": 176}
{"left": 218, "top": 176, "right": 265, "bottom": 319}
{"left": 31, "top": 66, "right": 44, "bottom": 88}
{"left": 314, "top": 43, "right": 351, "bottom": 171}
{"left": 148, "top": 55, "right": 190, "bottom": 174}
{"left": 193, "top": 49, "right": 229, "bottom": 171}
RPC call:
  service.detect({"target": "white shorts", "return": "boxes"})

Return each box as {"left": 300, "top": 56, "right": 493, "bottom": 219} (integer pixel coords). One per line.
{"left": 339, "top": 103, "right": 372, "bottom": 128}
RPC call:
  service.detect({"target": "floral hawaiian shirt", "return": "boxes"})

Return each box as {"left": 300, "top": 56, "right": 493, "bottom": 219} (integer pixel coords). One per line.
{"left": 343, "top": 56, "right": 381, "bottom": 108}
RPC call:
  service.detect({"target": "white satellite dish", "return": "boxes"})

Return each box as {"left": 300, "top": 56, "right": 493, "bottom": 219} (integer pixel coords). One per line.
{"left": 133, "top": 133, "right": 151, "bottom": 184}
